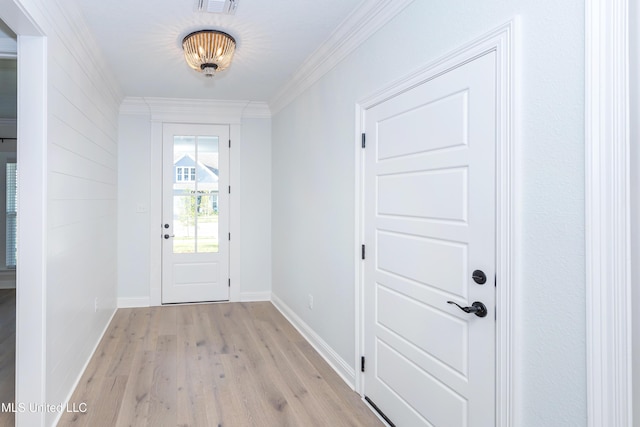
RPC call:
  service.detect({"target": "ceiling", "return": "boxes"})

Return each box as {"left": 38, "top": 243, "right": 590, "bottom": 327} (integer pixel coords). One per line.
{"left": 71, "top": 0, "right": 363, "bottom": 103}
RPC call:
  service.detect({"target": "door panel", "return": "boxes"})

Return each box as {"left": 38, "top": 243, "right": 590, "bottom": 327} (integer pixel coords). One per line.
{"left": 376, "top": 339, "right": 467, "bottom": 426}
{"left": 376, "top": 285, "right": 468, "bottom": 375}
{"left": 363, "top": 52, "right": 496, "bottom": 426}
{"left": 162, "top": 123, "right": 229, "bottom": 304}
{"left": 377, "top": 168, "right": 468, "bottom": 220}
{"left": 377, "top": 90, "right": 468, "bottom": 160}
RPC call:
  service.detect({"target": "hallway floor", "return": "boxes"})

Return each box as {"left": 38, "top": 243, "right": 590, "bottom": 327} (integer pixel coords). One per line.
{"left": 0, "top": 289, "right": 14, "bottom": 427}
{"left": 57, "top": 302, "right": 382, "bottom": 426}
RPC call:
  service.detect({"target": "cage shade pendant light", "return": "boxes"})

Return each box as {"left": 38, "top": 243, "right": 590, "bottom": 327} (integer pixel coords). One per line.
{"left": 183, "top": 30, "right": 236, "bottom": 77}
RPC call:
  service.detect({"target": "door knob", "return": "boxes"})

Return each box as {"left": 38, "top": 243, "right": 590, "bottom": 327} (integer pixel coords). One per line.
{"left": 447, "top": 301, "right": 488, "bottom": 318}
{"left": 164, "top": 234, "right": 175, "bottom": 239}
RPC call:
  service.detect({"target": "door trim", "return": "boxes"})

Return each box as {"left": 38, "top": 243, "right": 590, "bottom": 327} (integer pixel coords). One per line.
{"left": 0, "top": 1, "right": 49, "bottom": 424}
{"left": 585, "top": 0, "right": 633, "bottom": 425}
{"left": 354, "top": 19, "right": 518, "bottom": 426}
{"left": 142, "top": 101, "right": 244, "bottom": 305}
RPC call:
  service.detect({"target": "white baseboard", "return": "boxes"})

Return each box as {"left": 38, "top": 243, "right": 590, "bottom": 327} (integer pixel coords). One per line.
{"left": 117, "top": 297, "right": 150, "bottom": 308}
{"left": 53, "top": 307, "right": 117, "bottom": 427}
{"left": 270, "top": 292, "right": 356, "bottom": 389}
{"left": 240, "top": 291, "right": 271, "bottom": 302}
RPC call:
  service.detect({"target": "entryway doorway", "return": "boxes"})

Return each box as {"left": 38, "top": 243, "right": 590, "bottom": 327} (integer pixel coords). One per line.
{"left": 162, "top": 123, "right": 230, "bottom": 304}
{"left": 0, "top": 17, "right": 16, "bottom": 427}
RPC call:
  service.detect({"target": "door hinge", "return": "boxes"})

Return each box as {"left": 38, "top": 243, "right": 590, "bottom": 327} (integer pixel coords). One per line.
{"left": 228, "top": 278, "right": 231, "bottom": 287}
{"left": 229, "top": 139, "right": 231, "bottom": 148}
{"left": 228, "top": 232, "right": 231, "bottom": 241}
{"left": 228, "top": 185, "right": 231, "bottom": 194}
{"left": 361, "top": 133, "right": 366, "bottom": 148}
{"left": 361, "top": 244, "right": 365, "bottom": 260}
{"left": 361, "top": 356, "right": 365, "bottom": 372}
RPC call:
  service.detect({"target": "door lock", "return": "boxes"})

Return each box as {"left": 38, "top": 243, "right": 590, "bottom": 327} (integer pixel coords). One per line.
{"left": 447, "top": 300, "right": 488, "bottom": 318}
{"left": 472, "top": 270, "right": 487, "bottom": 285}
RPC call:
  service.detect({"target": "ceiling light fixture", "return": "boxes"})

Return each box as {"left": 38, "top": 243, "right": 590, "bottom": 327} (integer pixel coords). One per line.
{"left": 182, "top": 30, "right": 236, "bottom": 78}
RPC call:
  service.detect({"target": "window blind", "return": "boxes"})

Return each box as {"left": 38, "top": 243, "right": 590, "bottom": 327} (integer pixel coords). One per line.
{"left": 6, "top": 162, "right": 16, "bottom": 268}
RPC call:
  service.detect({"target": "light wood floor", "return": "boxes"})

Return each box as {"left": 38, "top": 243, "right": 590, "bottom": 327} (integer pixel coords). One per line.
{"left": 58, "top": 302, "right": 382, "bottom": 427}
{"left": 0, "top": 289, "right": 15, "bottom": 427}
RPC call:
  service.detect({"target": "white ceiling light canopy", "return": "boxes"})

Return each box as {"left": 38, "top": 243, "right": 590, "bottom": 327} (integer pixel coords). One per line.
{"left": 182, "top": 30, "right": 237, "bottom": 78}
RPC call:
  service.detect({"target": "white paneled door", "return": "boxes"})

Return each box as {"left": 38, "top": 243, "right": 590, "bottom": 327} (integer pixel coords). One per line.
{"left": 363, "top": 52, "right": 497, "bottom": 426}
{"left": 162, "top": 123, "right": 230, "bottom": 304}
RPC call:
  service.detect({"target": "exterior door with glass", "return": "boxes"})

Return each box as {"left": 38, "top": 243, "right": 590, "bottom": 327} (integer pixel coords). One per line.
{"left": 162, "top": 123, "right": 229, "bottom": 304}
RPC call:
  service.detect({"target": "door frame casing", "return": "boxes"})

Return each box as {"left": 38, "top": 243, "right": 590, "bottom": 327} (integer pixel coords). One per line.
{"left": 142, "top": 100, "right": 246, "bottom": 305}
{"left": 0, "top": 1, "right": 49, "bottom": 425}
{"left": 585, "top": 0, "right": 633, "bottom": 425}
{"left": 354, "top": 20, "right": 518, "bottom": 426}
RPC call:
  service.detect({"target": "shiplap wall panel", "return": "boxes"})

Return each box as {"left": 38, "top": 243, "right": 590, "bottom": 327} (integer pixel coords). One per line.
{"left": 48, "top": 66, "right": 119, "bottom": 145}
{"left": 49, "top": 173, "right": 116, "bottom": 200}
{"left": 49, "top": 144, "right": 116, "bottom": 184}
{"left": 47, "top": 219, "right": 117, "bottom": 281}
{"left": 49, "top": 115, "right": 117, "bottom": 168}
{"left": 49, "top": 86, "right": 118, "bottom": 150}
{"left": 49, "top": 199, "right": 114, "bottom": 229}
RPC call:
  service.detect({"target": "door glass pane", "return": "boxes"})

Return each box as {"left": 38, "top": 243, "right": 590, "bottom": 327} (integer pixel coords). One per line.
{"left": 196, "top": 136, "right": 219, "bottom": 253}
{"left": 172, "top": 135, "right": 220, "bottom": 254}
{"left": 173, "top": 136, "right": 196, "bottom": 253}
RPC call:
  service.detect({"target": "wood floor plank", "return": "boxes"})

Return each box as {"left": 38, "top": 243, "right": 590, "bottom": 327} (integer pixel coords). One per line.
{"left": 0, "top": 289, "right": 15, "bottom": 427}
{"left": 176, "top": 306, "right": 209, "bottom": 427}
{"left": 241, "top": 311, "right": 323, "bottom": 427}
{"left": 114, "top": 349, "right": 154, "bottom": 427}
{"left": 85, "top": 375, "right": 128, "bottom": 426}
{"left": 60, "top": 310, "right": 134, "bottom": 426}
{"left": 209, "top": 304, "right": 294, "bottom": 426}
{"left": 57, "top": 302, "right": 383, "bottom": 427}
{"left": 247, "top": 303, "right": 379, "bottom": 427}
{"left": 148, "top": 334, "right": 178, "bottom": 427}
{"left": 192, "top": 306, "right": 234, "bottom": 425}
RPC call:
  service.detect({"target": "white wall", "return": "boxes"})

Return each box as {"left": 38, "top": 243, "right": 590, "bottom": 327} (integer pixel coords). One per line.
{"left": 117, "top": 110, "right": 271, "bottom": 305}
{"left": 238, "top": 118, "right": 272, "bottom": 300}
{"left": 8, "top": 0, "right": 123, "bottom": 424}
{"left": 271, "top": 0, "right": 585, "bottom": 425}
{"left": 118, "top": 114, "right": 151, "bottom": 303}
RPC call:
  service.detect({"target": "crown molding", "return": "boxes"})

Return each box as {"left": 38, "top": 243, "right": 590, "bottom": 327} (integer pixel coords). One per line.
{"left": 120, "top": 97, "right": 271, "bottom": 122}
{"left": 241, "top": 101, "right": 272, "bottom": 119}
{"left": 268, "top": 0, "right": 415, "bottom": 114}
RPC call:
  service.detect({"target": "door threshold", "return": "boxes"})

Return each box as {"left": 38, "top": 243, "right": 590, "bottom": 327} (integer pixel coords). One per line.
{"left": 161, "top": 299, "right": 230, "bottom": 306}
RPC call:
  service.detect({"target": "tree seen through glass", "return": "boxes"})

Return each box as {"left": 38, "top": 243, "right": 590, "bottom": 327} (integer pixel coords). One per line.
{"left": 172, "top": 135, "right": 220, "bottom": 253}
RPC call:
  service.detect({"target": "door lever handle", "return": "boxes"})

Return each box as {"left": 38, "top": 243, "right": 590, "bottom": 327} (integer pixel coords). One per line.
{"left": 447, "top": 301, "right": 488, "bottom": 318}
{"left": 164, "top": 234, "right": 175, "bottom": 239}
